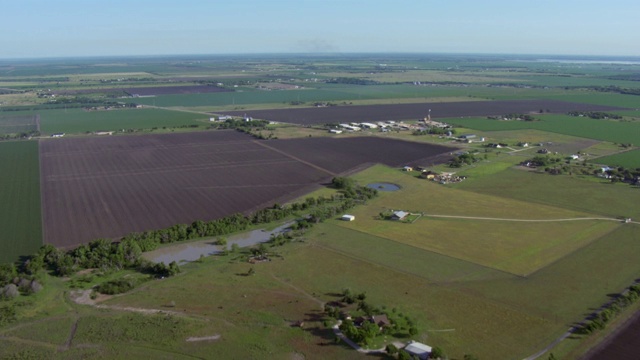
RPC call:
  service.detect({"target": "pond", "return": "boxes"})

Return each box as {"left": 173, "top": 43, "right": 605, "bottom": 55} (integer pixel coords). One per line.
{"left": 144, "top": 222, "right": 293, "bottom": 265}
{"left": 367, "top": 182, "right": 401, "bottom": 192}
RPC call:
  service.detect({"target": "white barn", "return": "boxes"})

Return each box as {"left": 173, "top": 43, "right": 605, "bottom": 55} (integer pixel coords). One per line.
{"left": 404, "top": 341, "right": 432, "bottom": 360}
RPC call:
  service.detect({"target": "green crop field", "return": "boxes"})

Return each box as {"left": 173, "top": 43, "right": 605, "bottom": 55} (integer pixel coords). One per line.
{"left": 444, "top": 114, "right": 640, "bottom": 144}
{"left": 31, "top": 108, "right": 207, "bottom": 134}
{"left": 593, "top": 149, "right": 640, "bottom": 169}
{"left": 540, "top": 93, "right": 640, "bottom": 109}
{"left": 0, "top": 141, "right": 42, "bottom": 264}
{"left": 129, "top": 83, "right": 577, "bottom": 109}
{"left": 129, "top": 84, "right": 475, "bottom": 108}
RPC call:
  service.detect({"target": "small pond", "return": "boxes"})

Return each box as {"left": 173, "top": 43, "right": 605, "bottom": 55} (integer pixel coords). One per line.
{"left": 367, "top": 182, "right": 401, "bottom": 192}
{"left": 144, "top": 222, "right": 293, "bottom": 265}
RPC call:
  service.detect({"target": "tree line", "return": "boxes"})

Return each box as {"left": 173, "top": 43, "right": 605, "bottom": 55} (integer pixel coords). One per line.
{"left": 576, "top": 284, "right": 640, "bottom": 335}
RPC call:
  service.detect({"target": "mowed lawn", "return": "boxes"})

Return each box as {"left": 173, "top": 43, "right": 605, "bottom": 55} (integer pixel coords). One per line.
{"left": 32, "top": 108, "right": 207, "bottom": 134}
{"left": 334, "top": 165, "right": 616, "bottom": 275}
{"left": 0, "top": 141, "right": 42, "bottom": 263}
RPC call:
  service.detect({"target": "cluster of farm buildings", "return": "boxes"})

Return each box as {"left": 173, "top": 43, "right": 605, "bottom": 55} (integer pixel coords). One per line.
{"left": 331, "top": 120, "right": 417, "bottom": 133}
{"left": 339, "top": 314, "right": 434, "bottom": 359}
{"left": 402, "top": 166, "right": 467, "bottom": 184}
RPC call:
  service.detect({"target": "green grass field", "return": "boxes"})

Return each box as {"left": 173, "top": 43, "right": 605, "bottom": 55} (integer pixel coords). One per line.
{"left": 454, "top": 167, "right": 640, "bottom": 219}
{"left": 30, "top": 108, "right": 207, "bottom": 134}
{"left": 444, "top": 114, "right": 640, "bottom": 145}
{"left": 335, "top": 165, "right": 618, "bottom": 275}
{"left": 592, "top": 148, "right": 640, "bottom": 169}
{"left": 0, "top": 141, "right": 42, "bottom": 264}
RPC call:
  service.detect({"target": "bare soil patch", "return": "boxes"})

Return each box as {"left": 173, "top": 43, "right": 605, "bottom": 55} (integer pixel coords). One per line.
{"left": 40, "top": 131, "right": 452, "bottom": 248}
{"left": 583, "top": 309, "right": 640, "bottom": 360}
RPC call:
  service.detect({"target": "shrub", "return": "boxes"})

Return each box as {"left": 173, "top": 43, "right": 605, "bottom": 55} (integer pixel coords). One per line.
{"left": 96, "top": 278, "right": 137, "bottom": 295}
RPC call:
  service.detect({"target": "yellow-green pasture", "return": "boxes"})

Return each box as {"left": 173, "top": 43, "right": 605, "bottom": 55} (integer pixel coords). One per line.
{"left": 335, "top": 165, "right": 620, "bottom": 275}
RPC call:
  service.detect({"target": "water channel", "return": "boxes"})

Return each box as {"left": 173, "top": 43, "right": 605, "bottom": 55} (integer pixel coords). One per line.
{"left": 144, "top": 222, "right": 293, "bottom": 265}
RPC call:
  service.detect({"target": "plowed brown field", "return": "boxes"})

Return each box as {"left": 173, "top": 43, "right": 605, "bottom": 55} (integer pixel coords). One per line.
{"left": 221, "top": 99, "right": 626, "bottom": 125}
{"left": 40, "top": 131, "right": 451, "bottom": 247}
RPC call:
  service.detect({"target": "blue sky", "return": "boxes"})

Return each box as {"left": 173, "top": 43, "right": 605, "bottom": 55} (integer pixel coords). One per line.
{"left": 1, "top": 0, "right": 639, "bottom": 58}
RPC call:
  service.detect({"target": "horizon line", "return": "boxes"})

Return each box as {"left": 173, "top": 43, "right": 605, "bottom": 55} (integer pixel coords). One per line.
{"left": 2, "top": 52, "right": 640, "bottom": 62}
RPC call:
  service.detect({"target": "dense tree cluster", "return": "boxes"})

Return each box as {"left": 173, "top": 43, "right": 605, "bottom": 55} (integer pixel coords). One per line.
{"left": 326, "top": 77, "right": 378, "bottom": 85}
{"left": 412, "top": 127, "right": 454, "bottom": 136}
{"left": 0, "top": 130, "right": 40, "bottom": 141}
{"left": 0, "top": 263, "right": 43, "bottom": 301}
{"left": 450, "top": 153, "right": 479, "bottom": 167}
{"left": 598, "top": 166, "right": 640, "bottom": 184}
{"left": 488, "top": 113, "right": 537, "bottom": 121}
{"left": 211, "top": 119, "right": 269, "bottom": 130}
{"left": 328, "top": 288, "right": 418, "bottom": 347}
{"left": 528, "top": 155, "right": 563, "bottom": 167}
{"left": 590, "top": 85, "right": 640, "bottom": 96}
{"left": 567, "top": 111, "right": 622, "bottom": 120}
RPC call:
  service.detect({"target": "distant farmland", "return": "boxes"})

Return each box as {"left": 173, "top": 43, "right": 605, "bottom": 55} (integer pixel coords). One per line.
{"left": 52, "top": 85, "right": 232, "bottom": 96}
{"left": 220, "top": 99, "right": 626, "bottom": 125}
{"left": 445, "top": 114, "right": 640, "bottom": 145}
{"left": 36, "top": 108, "right": 206, "bottom": 134}
{"left": 0, "top": 114, "right": 39, "bottom": 134}
{"left": 39, "top": 131, "right": 452, "bottom": 248}
{"left": 123, "top": 85, "right": 232, "bottom": 96}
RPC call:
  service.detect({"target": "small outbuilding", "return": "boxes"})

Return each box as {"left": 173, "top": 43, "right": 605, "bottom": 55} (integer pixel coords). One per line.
{"left": 404, "top": 341, "right": 432, "bottom": 360}
{"left": 403, "top": 166, "right": 414, "bottom": 172}
{"left": 341, "top": 214, "right": 355, "bottom": 221}
{"left": 391, "top": 211, "right": 408, "bottom": 221}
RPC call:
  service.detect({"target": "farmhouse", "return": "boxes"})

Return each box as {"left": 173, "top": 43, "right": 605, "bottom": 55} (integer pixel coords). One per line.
{"left": 391, "top": 211, "right": 408, "bottom": 221}
{"left": 404, "top": 341, "right": 432, "bottom": 360}
{"left": 371, "top": 314, "right": 391, "bottom": 328}
{"left": 341, "top": 214, "right": 355, "bottom": 221}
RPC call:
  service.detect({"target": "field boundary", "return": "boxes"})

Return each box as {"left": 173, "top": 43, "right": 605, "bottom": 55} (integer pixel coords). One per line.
{"left": 425, "top": 214, "right": 633, "bottom": 223}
